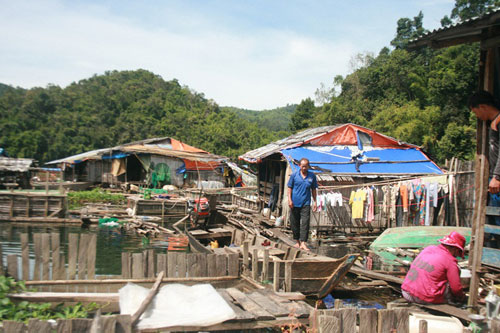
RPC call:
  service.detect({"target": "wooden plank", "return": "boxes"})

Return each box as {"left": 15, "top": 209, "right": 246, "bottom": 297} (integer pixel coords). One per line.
{"left": 490, "top": 319, "right": 500, "bottom": 333}
{"left": 285, "top": 261, "right": 292, "bottom": 292}
{"left": 7, "top": 254, "right": 18, "bottom": 280}
{"left": 142, "top": 250, "right": 148, "bottom": 277}
{"left": 51, "top": 233, "right": 61, "bottom": 280}
{"left": 187, "top": 253, "right": 200, "bottom": 277}
{"left": 262, "top": 248, "right": 269, "bottom": 281}
{"left": 247, "top": 291, "right": 290, "bottom": 317}
{"left": 317, "top": 254, "right": 359, "bottom": 298}
{"left": 3, "top": 320, "right": 26, "bottom": 332}
{"left": 10, "top": 291, "right": 120, "bottom": 303}
{"left": 177, "top": 252, "right": 187, "bottom": 278}
{"left": 417, "top": 303, "right": 472, "bottom": 322}
{"left": 121, "top": 252, "right": 131, "bottom": 278}
{"left": 482, "top": 247, "right": 500, "bottom": 267}
{"left": 41, "top": 233, "right": 50, "bottom": 280}
{"left": 71, "top": 318, "right": 93, "bottom": 332}
{"left": 394, "top": 308, "right": 409, "bottom": 333}
{"left": 77, "top": 234, "right": 90, "bottom": 279}
{"left": 227, "top": 253, "right": 239, "bottom": 277}
{"left": 419, "top": 320, "right": 428, "bottom": 333}
{"left": 273, "top": 260, "right": 281, "bottom": 292}
{"left": 57, "top": 319, "right": 72, "bottom": 333}
{"left": 216, "top": 254, "right": 227, "bottom": 277}
{"left": 33, "top": 233, "right": 42, "bottom": 280}
{"left": 340, "top": 308, "right": 356, "bottom": 333}
{"left": 359, "top": 308, "right": 378, "bottom": 333}
{"left": 132, "top": 253, "right": 144, "bottom": 278}
{"left": 156, "top": 253, "right": 167, "bottom": 276}
{"left": 217, "top": 289, "right": 255, "bottom": 321}
{"left": 243, "top": 240, "right": 249, "bottom": 269}
{"left": 28, "top": 318, "right": 52, "bottom": 333}
{"left": 87, "top": 234, "right": 97, "bottom": 279}
{"left": 68, "top": 233, "right": 78, "bottom": 280}
{"left": 207, "top": 254, "right": 217, "bottom": 277}
{"left": 351, "top": 266, "right": 403, "bottom": 284}
{"left": 101, "top": 315, "right": 117, "bottom": 333}
{"left": 378, "top": 309, "right": 395, "bottom": 333}
{"left": 226, "top": 287, "right": 275, "bottom": 320}
{"left": 486, "top": 206, "right": 500, "bottom": 216}
{"left": 198, "top": 253, "right": 207, "bottom": 277}
{"left": 116, "top": 314, "right": 132, "bottom": 333}
{"left": 131, "top": 271, "right": 164, "bottom": 325}
{"left": 319, "top": 315, "right": 340, "bottom": 333}
{"left": 21, "top": 233, "right": 29, "bottom": 280}
{"left": 147, "top": 249, "right": 155, "bottom": 278}
{"left": 252, "top": 248, "right": 259, "bottom": 281}
{"left": 167, "top": 252, "right": 177, "bottom": 277}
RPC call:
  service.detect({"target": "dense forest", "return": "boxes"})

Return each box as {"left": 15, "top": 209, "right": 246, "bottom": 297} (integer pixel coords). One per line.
{"left": 0, "top": 0, "right": 499, "bottom": 164}
{"left": 0, "top": 71, "right": 287, "bottom": 162}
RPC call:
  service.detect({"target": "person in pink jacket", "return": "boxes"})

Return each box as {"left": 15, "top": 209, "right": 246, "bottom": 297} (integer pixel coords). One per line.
{"left": 401, "top": 231, "right": 466, "bottom": 304}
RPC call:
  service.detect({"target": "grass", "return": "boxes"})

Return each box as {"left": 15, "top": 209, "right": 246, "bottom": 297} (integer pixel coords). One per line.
{"left": 67, "top": 188, "right": 126, "bottom": 209}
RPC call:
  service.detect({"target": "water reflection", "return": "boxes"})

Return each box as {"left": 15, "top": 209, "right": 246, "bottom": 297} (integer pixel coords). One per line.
{"left": 0, "top": 223, "right": 171, "bottom": 276}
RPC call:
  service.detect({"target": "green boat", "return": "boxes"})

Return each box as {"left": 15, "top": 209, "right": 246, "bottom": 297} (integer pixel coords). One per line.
{"left": 369, "top": 226, "right": 472, "bottom": 267}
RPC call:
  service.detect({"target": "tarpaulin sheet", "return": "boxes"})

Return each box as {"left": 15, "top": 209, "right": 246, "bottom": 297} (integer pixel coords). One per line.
{"left": 282, "top": 146, "right": 442, "bottom": 174}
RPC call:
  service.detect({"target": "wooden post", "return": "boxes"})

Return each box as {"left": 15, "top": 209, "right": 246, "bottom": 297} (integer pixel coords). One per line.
{"left": 33, "top": 233, "right": 41, "bottom": 280}
{"left": 21, "top": 233, "right": 29, "bottom": 280}
{"left": 262, "top": 248, "right": 269, "bottom": 281}
{"left": 147, "top": 249, "right": 155, "bottom": 278}
{"left": 334, "top": 298, "right": 343, "bottom": 309}
{"left": 3, "top": 321, "right": 26, "bottom": 332}
{"left": 215, "top": 254, "right": 226, "bottom": 277}
{"left": 378, "top": 309, "right": 396, "bottom": 333}
{"left": 359, "top": 308, "right": 377, "bottom": 333}
{"left": 273, "top": 260, "right": 280, "bottom": 292}
{"left": 28, "top": 318, "right": 52, "bottom": 332}
{"left": 243, "top": 240, "right": 249, "bottom": 270}
{"left": 9, "top": 195, "right": 14, "bottom": 218}
{"left": 227, "top": 253, "right": 239, "bottom": 276}
{"left": 340, "top": 308, "right": 356, "bottom": 332}
{"left": 7, "top": 254, "right": 18, "bottom": 280}
{"left": 68, "top": 233, "right": 78, "bottom": 280}
{"left": 0, "top": 244, "right": 4, "bottom": 276}
{"left": 198, "top": 253, "right": 207, "bottom": 277}
{"left": 156, "top": 253, "right": 167, "bottom": 277}
{"left": 167, "top": 252, "right": 177, "bottom": 277}
{"left": 207, "top": 254, "right": 217, "bottom": 277}
{"left": 132, "top": 253, "right": 144, "bottom": 278}
{"left": 252, "top": 248, "right": 259, "bottom": 281}
{"left": 121, "top": 252, "right": 131, "bottom": 278}
{"left": 77, "top": 234, "right": 90, "bottom": 279}
{"left": 319, "top": 314, "right": 340, "bottom": 333}
{"left": 41, "top": 233, "right": 50, "bottom": 280}
{"left": 394, "top": 308, "right": 409, "bottom": 333}
{"left": 177, "top": 252, "right": 187, "bottom": 278}
{"left": 87, "top": 234, "right": 97, "bottom": 279}
{"left": 284, "top": 261, "right": 292, "bottom": 292}
{"left": 419, "top": 320, "right": 428, "bottom": 333}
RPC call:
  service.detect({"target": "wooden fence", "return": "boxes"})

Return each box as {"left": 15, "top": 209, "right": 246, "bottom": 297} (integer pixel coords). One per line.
{"left": 0, "top": 192, "right": 67, "bottom": 221}
{"left": 2, "top": 313, "right": 132, "bottom": 333}
{"left": 3, "top": 233, "right": 240, "bottom": 283}
{"left": 312, "top": 307, "right": 410, "bottom": 333}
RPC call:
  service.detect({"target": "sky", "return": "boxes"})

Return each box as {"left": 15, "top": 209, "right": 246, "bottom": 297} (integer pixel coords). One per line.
{"left": 1, "top": 0, "right": 455, "bottom": 110}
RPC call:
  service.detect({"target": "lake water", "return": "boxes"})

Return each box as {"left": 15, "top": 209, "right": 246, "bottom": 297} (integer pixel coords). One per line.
{"left": 0, "top": 223, "right": 171, "bottom": 276}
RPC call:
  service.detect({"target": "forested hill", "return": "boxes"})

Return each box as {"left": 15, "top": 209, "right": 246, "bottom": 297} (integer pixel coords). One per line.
{"left": 222, "top": 105, "right": 295, "bottom": 133}
{"left": 0, "top": 70, "right": 283, "bottom": 163}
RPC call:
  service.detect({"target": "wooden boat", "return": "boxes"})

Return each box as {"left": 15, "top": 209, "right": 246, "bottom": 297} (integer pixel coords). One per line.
{"left": 183, "top": 213, "right": 359, "bottom": 298}
{"left": 370, "top": 226, "right": 472, "bottom": 267}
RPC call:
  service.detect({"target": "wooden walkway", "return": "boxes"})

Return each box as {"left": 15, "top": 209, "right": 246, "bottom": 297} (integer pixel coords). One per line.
{"left": 7, "top": 288, "right": 313, "bottom": 332}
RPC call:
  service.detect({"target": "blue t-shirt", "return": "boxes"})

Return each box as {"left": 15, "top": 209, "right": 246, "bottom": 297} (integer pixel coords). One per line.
{"left": 287, "top": 170, "right": 318, "bottom": 207}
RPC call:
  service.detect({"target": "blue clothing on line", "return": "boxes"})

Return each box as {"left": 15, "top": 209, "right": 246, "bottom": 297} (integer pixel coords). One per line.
{"left": 287, "top": 170, "right": 318, "bottom": 207}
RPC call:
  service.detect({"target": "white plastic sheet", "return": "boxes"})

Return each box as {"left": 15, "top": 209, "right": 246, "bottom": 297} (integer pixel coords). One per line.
{"left": 119, "top": 283, "right": 236, "bottom": 330}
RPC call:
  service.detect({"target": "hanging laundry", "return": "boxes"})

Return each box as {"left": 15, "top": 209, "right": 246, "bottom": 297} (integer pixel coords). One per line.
{"left": 400, "top": 183, "right": 408, "bottom": 213}
{"left": 349, "top": 189, "right": 366, "bottom": 219}
{"left": 424, "top": 182, "right": 439, "bottom": 226}
{"left": 366, "top": 187, "right": 375, "bottom": 223}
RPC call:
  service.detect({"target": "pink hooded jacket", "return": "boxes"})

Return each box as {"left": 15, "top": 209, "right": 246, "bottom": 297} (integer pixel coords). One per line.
{"left": 401, "top": 244, "right": 464, "bottom": 304}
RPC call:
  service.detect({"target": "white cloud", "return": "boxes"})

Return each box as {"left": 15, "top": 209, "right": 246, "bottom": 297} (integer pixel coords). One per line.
{"left": 0, "top": 0, "right": 355, "bottom": 109}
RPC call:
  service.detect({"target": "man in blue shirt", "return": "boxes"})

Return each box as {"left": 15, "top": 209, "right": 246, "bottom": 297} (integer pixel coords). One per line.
{"left": 287, "top": 158, "right": 318, "bottom": 251}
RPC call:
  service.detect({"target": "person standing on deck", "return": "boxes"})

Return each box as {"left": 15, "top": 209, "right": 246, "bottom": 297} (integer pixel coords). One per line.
{"left": 469, "top": 91, "right": 500, "bottom": 244}
{"left": 287, "top": 158, "right": 318, "bottom": 251}
{"left": 401, "top": 231, "right": 466, "bottom": 304}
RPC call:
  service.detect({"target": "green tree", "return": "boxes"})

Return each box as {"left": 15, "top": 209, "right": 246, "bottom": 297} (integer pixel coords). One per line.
{"left": 290, "top": 98, "right": 316, "bottom": 131}
{"left": 391, "top": 11, "right": 427, "bottom": 49}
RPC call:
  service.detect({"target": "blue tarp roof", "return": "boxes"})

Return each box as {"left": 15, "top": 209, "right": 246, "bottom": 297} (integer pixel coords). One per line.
{"left": 282, "top": 146, "right": 442, "bottom": 175}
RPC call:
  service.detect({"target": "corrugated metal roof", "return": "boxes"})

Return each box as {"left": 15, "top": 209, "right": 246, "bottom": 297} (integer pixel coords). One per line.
{"left": 0, "top": 157, "right": 34, "bottom": 172}
{"left": 239, "top": 123, "right": 418, "bottom": 163}
{"left": 408, "top": 7, "right": 500, "bottom": 49}
{"left": 46, "top": 138, "right": 226, "bottom": 165}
